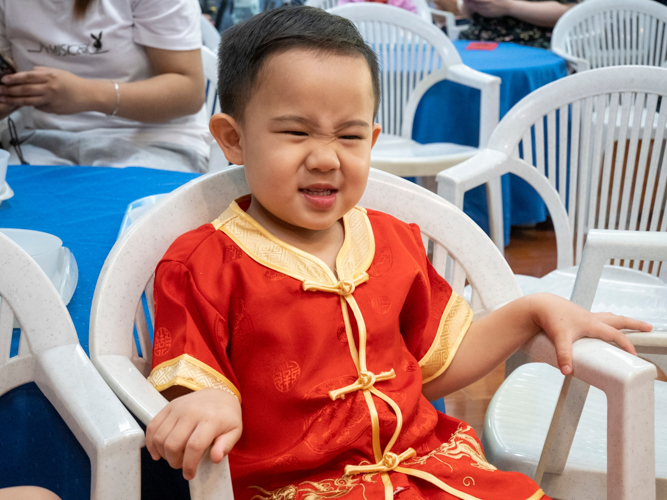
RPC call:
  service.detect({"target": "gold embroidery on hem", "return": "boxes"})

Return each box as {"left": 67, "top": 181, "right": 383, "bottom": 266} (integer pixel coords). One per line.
{"left": 393, "top": 467, "right": 482, "bottom": 500}
{"left": 419, "top": 292, "right": 473, "bottom": 384}
{"left": 463, "top": 477, "right": 475, "bottom": 486}
{"left": 249, "top": 473, "right": 376, "bottom": 500}
{"left": 148, "top": 353, "right": 241, "bottom": 402}
{"left": 403, "top": 424, "right": 496, "bottom": 472}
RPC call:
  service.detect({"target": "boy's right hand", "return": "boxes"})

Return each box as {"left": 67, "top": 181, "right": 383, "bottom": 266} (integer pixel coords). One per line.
{"left": 146, "top": 387, "right": 242, "bottom": 480}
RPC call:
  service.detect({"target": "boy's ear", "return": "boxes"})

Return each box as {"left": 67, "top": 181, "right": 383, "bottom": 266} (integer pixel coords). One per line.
{"left": 370, "top": 123, "right": 382, "bottom": 148}
{"left": 209, "top": 113, "right": 244, "bottom": 165}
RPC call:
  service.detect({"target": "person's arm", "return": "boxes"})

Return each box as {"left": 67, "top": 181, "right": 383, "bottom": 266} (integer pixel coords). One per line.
{"left": 463, "top": 0, "right": 575, "bottom": 28}
{"left": 0, "top": 46, "right": 205, "bottom": 123}
{"left": 146, "top": 387, "right": 243, "bottom": 480}
{"left": 422, "top": 292, "right": 651, "bottom": 400}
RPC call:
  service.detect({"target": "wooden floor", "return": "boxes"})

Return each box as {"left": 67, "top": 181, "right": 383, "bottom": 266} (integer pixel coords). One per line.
{"left": 443, "top": 221, "right": 558, "bottom": 436}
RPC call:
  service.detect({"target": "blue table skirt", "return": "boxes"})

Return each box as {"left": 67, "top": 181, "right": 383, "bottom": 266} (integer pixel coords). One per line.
{"left": 413, "top": 41, "right": 568, "bottom": 242}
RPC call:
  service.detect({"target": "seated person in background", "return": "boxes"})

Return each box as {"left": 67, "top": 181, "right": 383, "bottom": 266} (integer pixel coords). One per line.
{"left": 0, "top": 0, "right": 211, "bottom": 172}
{"left": 338, "top": 0, "right": 417, "bottom": 14}
{"left": 144, "top": 6, "right": 650, "bottom": 500}
{"left": 457, "top": 0, "right": 579, "bottom": 49}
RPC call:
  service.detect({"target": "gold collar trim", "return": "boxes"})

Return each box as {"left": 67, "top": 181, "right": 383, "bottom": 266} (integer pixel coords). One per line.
{"left": 212, "top": 200, "right": 375, "bottom": 286}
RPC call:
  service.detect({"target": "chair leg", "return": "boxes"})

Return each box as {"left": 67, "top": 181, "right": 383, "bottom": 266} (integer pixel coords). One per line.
{"left": 486, "top": 177, "right": 504, "bottom": 253}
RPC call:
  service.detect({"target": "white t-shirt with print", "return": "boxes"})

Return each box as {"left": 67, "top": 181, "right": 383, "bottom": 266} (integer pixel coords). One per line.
{"left": 0, "top": 0, "right": 212, "bottom": 160}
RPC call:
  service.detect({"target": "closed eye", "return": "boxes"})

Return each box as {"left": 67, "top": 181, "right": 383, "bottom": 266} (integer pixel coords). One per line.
{"left": 283, "top": 131, "right": 308, "bottom": 136}
{"left": 340, "top": 135, "right": 362, "bottom": 140}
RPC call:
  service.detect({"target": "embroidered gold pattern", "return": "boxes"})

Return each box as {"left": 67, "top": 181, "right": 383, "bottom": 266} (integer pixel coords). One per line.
{"left": 250, "top": 474, "right": 375, "bottom": 500}
{"left": 419, "top": 293, "right": 473, "bottom": 384}
{"left": 463, "top": 477, "right": 475, "bottom": 487}
{"left": 217, "top": 202, "right": 373, "bottom": 286}
{"left": 148, "top": 353, "right": 241, "bottom": 402}
{"left": 404, "top": 424, "right": 496, "bottom": 472}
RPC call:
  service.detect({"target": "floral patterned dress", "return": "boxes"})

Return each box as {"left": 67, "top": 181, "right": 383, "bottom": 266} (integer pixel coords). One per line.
{"left": 459, "top": 0, "right": 580, "bottom": 49}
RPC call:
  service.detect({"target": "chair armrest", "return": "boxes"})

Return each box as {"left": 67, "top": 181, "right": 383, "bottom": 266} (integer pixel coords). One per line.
{"left": 93, "top": 354, "right": 236, "bottom": 500}
{"left": 572, "top": 229, "right": 667, "bottom": 310}
{"left": 522, "top": 333, "right": 657, "bottom": 496}
{"left": 551, "top": 48, "right": 589, "bottom": 73}
{"left": 521, "top": 334, "right": 656, "bottom": 391}
{"left": 626, "top": 332, "right": 667, "bottom": 355}
{"left": 436, "top": 149, "right": 508, "bottom": 208}
{"left": 428, "top": 8, "right": 459, "bottom": 40}
{"left": 35, "top": 344, "right": 145, "bottom": 500}
{"left": 446, "top": 64, "right": 500, "bottom": 147}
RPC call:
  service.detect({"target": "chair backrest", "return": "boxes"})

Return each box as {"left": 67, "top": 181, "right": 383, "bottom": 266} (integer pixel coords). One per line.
{"left": 201, "top": 15, "right": 221, "bottom": 51}
{"left": 330, "top": 3, "right": 461, "bottom": 137}
{"left": 0, "top": 232, "right": 78, "bottom": 397}
{"left": 305, "top": 0, "right": 343, "bottom": 11}
{"left": 202, "top": 45, "right": 220, "bottom": 118}
{"left": 306, "top": 0, "right": 433, "bottom": 23}
{"left": 89, "top": 167, "right": 520, "bottom": 424}
{"left": 486, "top": 65, "right": 667, "bottom": 277}
{"left": 552, "top": 0, "right": 667, "bottom": 71}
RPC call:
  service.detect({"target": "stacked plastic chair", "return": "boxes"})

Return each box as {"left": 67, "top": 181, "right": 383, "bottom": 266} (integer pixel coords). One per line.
{"left": 0, "top": 232, "right": 143, "bottom": 499}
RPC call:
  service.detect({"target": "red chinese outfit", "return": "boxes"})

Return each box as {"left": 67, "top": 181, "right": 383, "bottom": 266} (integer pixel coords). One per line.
{"left": 149, "top": 198, "right": 546, "bottom": 500}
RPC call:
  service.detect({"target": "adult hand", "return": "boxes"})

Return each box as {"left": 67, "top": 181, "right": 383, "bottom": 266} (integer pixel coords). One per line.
{"left": 531, "top": 293, "right": 651, "bottom": 375}
{"left": 145, "top": 387, "right": 243, "bottom": 480}
{"left": 0, "top": 67, "right": 100, "bottom": 115}
{"left": 463, "top": 0, "right": 514, "bottom": 18}
{"left": 0, "top": 100, "right": 19, "bottom": 120}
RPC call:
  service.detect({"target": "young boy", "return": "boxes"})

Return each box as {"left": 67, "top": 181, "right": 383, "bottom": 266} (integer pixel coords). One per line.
{"left": 145, "top": 6, "right": 650, "bottom": 500}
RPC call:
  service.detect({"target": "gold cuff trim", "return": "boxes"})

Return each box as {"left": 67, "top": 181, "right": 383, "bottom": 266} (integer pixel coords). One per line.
{"left": 419, "top": 292, "right": 473, "bottom": 384}
{"left": 525, "top": 488, "right": 545, "bottom": 500}
{"left": 148, "top": 353, "right": 241, "bottom": 402}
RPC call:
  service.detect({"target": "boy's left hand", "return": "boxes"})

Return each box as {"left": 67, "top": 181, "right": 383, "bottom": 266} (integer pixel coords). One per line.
{"left": 530, "top": 293, "right": 652, "bottom": 375}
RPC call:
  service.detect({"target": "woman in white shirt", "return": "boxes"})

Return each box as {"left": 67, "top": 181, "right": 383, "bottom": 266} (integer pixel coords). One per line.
{"left": 0, "top": 0, "right": 211, "bottom": 172}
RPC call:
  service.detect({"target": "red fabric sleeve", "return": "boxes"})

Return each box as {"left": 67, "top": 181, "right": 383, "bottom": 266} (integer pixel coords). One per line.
{"left": 148, "top": 260, "right": 241, "bottom": 400}
{"left": 400, "top": 223, "right": 472, "bottom": 384}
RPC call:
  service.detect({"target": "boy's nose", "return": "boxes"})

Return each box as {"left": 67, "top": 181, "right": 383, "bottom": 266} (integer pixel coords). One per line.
{"left": 305, "top": 142, "right": 340, "bottom": 172}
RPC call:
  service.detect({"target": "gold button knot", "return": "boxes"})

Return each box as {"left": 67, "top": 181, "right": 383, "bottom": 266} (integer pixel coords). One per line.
{"left": 358, "top": 371, "right": 377, "bottom": 390}
{"left": 381, "top": 452, "right": 400, "bottom": 471}
{"left": 337, "top": 279, "right": 356, "bottom": 295}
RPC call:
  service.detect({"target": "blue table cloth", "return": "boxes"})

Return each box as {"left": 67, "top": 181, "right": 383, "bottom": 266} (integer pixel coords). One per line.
{"left": 413, "top": 41, "right": 568, "bottom": 242}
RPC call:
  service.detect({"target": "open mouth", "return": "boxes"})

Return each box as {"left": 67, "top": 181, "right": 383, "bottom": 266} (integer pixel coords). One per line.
{"left": 299, "top": 188, "right": 337, "bottom": 196}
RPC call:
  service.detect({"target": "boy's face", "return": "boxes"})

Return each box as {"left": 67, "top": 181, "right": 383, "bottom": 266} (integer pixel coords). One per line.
{"left": 212, "top": 48, "right": 381, "bottom": 232}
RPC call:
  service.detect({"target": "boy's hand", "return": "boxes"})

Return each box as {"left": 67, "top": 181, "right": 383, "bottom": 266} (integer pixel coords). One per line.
{"left": 146, "top": 388, "right": 242, "bottom": 480}
{"left": 530, "top": 293, "right": 652, "bottom": 375}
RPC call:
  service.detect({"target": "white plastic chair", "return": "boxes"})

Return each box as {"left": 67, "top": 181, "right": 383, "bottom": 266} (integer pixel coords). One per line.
{"left": 483, "top": 229, "right": 667, "bottom": 500}
{"left": 90, "top": 165, "right": 655, "bottom": 499}
{"left": 437, "top": 66, "right": 667, "bottom": 316}
{"left": 201, "top": 15, "right": 221, "bottom": 51}
{"left": 201, "top": 45, "right": 229, "bottom": 171}
{"left": 552, "top": 0, "right": 667, "bottom": 73}
{"left": 0, "top": 232, "right": 144, "bottom": 499}
{"left": 332, "top": 3, "right": 504, "bottom": 250}
{"left": 306, "top": 0, "right": 461, "bottom": 39}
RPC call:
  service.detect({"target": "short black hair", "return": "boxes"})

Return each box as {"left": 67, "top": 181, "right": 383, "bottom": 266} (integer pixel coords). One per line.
{"left": 217, "top": 5, "right": 380, "bottom": 121}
